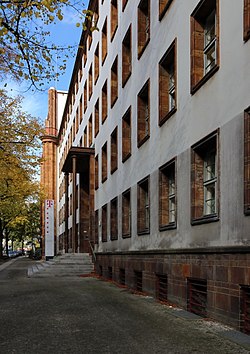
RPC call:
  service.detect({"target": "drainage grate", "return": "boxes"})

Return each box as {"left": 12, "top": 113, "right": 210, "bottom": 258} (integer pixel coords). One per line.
{"left": 187, "top": 278, "right": 207, "bottom": 317}
{"left": 241, "top": 286, "right": 250, "bottom": 335}
{"left": 134, "top": 271, "right": 143, "bottom": 292}
{"left": 119, "top": 268, "right": 125, "bottom": 285}
{"left": 108, "top": 266, "right": 113, "bottom": 280}
{"left": 156, "top": 274, "right": 168, "bottom": 302}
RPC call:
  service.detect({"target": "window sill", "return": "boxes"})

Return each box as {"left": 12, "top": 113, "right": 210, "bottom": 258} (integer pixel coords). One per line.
{"left": 138, "top": 39, "right": 150, "bottom": 60}
{"left": 159, "top": 0, "right": 174, "bottom": 21}
{"left": 138, "top": 229, "right": 150, "bottom": 236}
{"left": 111, "top": 166, "right": 118, "bottom": 174}
{"left": 122, "top": 152, "right": 131, "bottom": 163}
{"left": 244, "top": 30, "right": 250, "bottom": 42}
{"left": 159, "top": 107, "right": 177, "bottom": 127}
{"left": 122, "top": 233, "right": 131, "bottom": 239}
{"left": 111, "top": 26, "right": 118, "bottom": 42}
{"left": 122, "top": 72, "right": 132, "bottom": 88}
{"left": 244, "top": 207, "right": 250, "bottom": 216}
{"left": 111, "top": 236, "right": 118, "bottom": 241}
{"left": 137, "top": 134, "right": 150, "bottom": 148}
{"left": 159, "top": 223, "right": 176, "bottom": 231}
{"left": 191, "top": 214, "right": 219, "bottom": 226}
{"left": 191, "top": 65, "right": 219, "bottom": 95}
{"left": 111, "top": 96, "right": 118, "bottom": 108}
{"left": 102, "top": 115, "right": 107, "bottom": 124}
{"left": 102, "top": 54, "right": 107, "bottom": 66}
{"left": 102, "top": 176, "right": 107, "bottom": 184}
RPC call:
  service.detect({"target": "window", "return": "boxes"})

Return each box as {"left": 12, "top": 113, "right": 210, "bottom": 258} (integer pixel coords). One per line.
{"left": 88, "top": 64, "right": 93, "bottom": 99}
{"left": 122, "top": 0, "right": 128, "bottom": 11}
{"left": 159, "top": 159, "right": 176, "bottom": 230}
{"left": 111, "top": 127, "right": 118, "bottom": 173}
{"left": 137, "top": 176, "right": 150, "bottom": 234}
{"left": 111, "top": 0, "right": 118, "bottom": 41}
{"left": 159, "top": 0, "right": 173, "bottom": 21}
{"left": 122, "top": 107, "right": 131, "bottom": 162}
{"left": 137, "top": 79, "right": 150, "bottom": 147}
{"left": 95, "top": 209, "right": 99, "bottom": 244}
{"left": 244, "top": 108, "right": 250, "bottom": 214}
{"left": 88, "top": 115, "right": 93, "bottom": 147}
{"left": 244, "top": 0, "right": 250, "bottom": 41}
{"left": 102, "top": 142, "right": 107, "bottom": 183}
{"left": 138, "top": 0, "right": 150, "bottom": 58}
{"left": 190, "top": 0, "right": 219, "bottom": 94}
{"left": 95, "top": 99, "right": 99, "bottom": 137}
{"left": 159, "top": 39, "right": 177, "bottom": 125}
{"left": 122, "top": 25, "right": 132, "bottom": 87}
{"left": 187, "top": 278, "right": 207, "bottom": 318}
{"left": 102, "top": 80, "right": 108, "bottom": 123}
{"left": 122, "top": 189, "right": 131, "bottom": 238}
{"left": 110, "top": 197, "right": 118, "bottom": 240}
{"left": 102, "top": 19, "right": 107, "bottom": 64}
{"left": 84, "top": 127, "right": 87, "bottom": 147}
{"left": 84, "top": 81, "right": 87, "bottom": 112}
{"left": 94, "top": 44, "right": 99, "bottom": 83}
{"left": 102, "top": 204, "right": 107, "bottom": 242}
{"left": 111, "top": 56, "right": 118, "bottom": 107}
{"left": 191, "top": 131, "right": 219, "bottom": 224}
{"left": 95, "top": 155, "right": 99, "bottom": 190}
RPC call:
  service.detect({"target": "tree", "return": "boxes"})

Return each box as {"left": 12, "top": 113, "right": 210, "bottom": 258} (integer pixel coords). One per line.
{"left": 0, "top": 89, "right": 42, "bottom": 257}
{"left": 0, "top": 0, "right": 95, "bottom": 89}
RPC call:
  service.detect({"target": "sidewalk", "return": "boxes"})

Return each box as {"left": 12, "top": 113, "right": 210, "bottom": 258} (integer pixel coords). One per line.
{"left": 0, "top": 256, "right": 23, "bottom": 272}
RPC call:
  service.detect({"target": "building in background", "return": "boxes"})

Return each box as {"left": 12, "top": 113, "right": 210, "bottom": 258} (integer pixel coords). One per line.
{"left": 41, "top": 0, "right": 250, "bottom": 333}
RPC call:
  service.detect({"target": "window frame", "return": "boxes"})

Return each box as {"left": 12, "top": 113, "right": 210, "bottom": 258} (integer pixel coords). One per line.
{"left": 244, "top": 108, "right": 250, "bottom": 215}
{"left": 138, "top": 0, "right": 150, "bottom": 59}
{"left": 122, "top": 188, "right": 131, "bottom": 238}
{"left": 111, "top": 56, "right": 118, "bottom": 107}
{"left": 102, "top": 204, "right": 107, "bottom": 242}
{"left": 137, "top": 176, "right": 150, "bottom": 235}
{"left": 122, "top": 107, "right": 132, "bottom": 163}
{"left": 122, "top": 25, "right": 132, "bottom": 87}
{"left": 244, "top": 0, "right": 250, "bottom": 42}
{"left": 111, "top": 127, "right": 118, "bottom": 174}
{"left": 110, "top": 197, "right": 118, "bottom": 240}
{"left": 137, "top": 79, "right": 150, "bottom": 147}
{"left": 102, "top": 142, "right": 108, "bottom": 183}
{"left": 159, "top": 0, "right": 174, "bottom": 21}
{"left": 111, "top": 0, "right": 118, "bottom": 41}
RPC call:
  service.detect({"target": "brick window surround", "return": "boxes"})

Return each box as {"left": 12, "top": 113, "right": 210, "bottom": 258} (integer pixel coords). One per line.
{"left": 122, "top": 189, "right": 131, "bottom": 238}
{"left": 95, "top": 154, "right": 99, "bottom": 190}
{"left": 137, "top": 176, "right": 150, "bottom": 235}
{"left": 111, "top": 0, "right": 118, "bottom": 41}
{"left": 102, "top": 80, "right": 108, "bottom": 123}
{"left": 159, "top": 0, "right": 174, "bottom": 21}
{"left": 102, "top": 18, "right": 108, "bottom": 64}
{"left": 138, "top": 0, "right": 150, "bottom": 58}
{"left": 244, "top": 0, "right": 250, "bottom": 41}
{"left": 190, "top": 0, "right": 219, "bottom": 94}
{"left": 110, "top": 197, "right": 118, "bottom": 240}
{"left": 137, "top": 79, "right": 150, "bottom": 147}
{"left": 111, "top": 56, "right": 118, "bottom": 107}
{"left": 122, "top": 107, "right": 131, "bottom": 162}
{"left": 244, "top": 108, "right": 250, "bottom": 214}
{"left": 191, "top": 131, "right": 219, "bottom": 224}
{"left": 111, "top": 127, "right": 118, "bottom": 174}
{"left": 94, "top": 44, "right": 99, "bottom": 84}
{"left": 159, "top": 39, "right": 177, "bottom": 126}
{"left": 122, "top": 25, "right": 132, "bottom": 87}
{"left": 102, "top": 204, "right": 107, "bottom": 242}
{"left": 102, "top": 142, "right": 107, "bottom": 183}
{"left": 159, "top": 158, "right": 177, "bottom": 230}
{"left": 95, "top": 99, "right": 99, "bottom": 137}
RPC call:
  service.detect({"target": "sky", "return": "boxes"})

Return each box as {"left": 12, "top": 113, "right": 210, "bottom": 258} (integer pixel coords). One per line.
{"left": 2, "top": 1, "right": 90, "bottom": 122}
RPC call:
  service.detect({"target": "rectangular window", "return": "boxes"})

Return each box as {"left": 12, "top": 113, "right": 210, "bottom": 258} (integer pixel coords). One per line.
{"left": 122, "top": 189, "right": 131, "bottom": 238}
{"left": 122, "top": 107, "right": 131, "bottom": 162}
{"left": 244, "top": 109, "right": 250, "bottom": 214}
{"left": 88, "top": 114, "right": 93, "bottom": 147}
{"left": 111, "top": 0, "right": 118, "bottom": 41}
{"left": 102, "top": 80, "right": 108, "bottom": 123}
{"left": 94, "top": 44, "right": 99, "bottom": 83}
{"left": 95, "top": 155, "right": 99, "bottom": 190}
{"left": 134, "top": 271, "right": 143, "bottom": 292}
{"left": 138, "top": 0, "right": 150, "bottom": 58}
{"left": 88, "top": 64, "right": 93, "bottom": 99}
{"left": 159, "top": 159, "right": 176, "bottom": 230}
{"left": 191, "top": 0, "right": 219, "bottom": 94}
{"left": 102, "top": 18, "right": 107, "bottom": 64}
{"left": 84, "top": 81, "right": 87, "bottom": 112}
{"left": 102, "top": 142, "right": 107, "bottom": 183}
{"left": 191, "top": 131, "right": 219, "bottom": 224}
{"left": 122, "top": 0, "right": 128, "bottom": 11}
{"left": 84, "top": 127, "right": 87, "bottom": 147}
{"left": 159, "top": 0, "right": 173, "bottom": 21}
{"left": 111, "top": 56, "right": 118, "bottom": 107}
{"left": 102, "top": 204, "right": 107, "bottom": 242}
{"left": 137, "top": 79, "right": 150, "bottom": 147}
{"left": 110, "top": 197, "right": 118, "bottom": 240}
{"left": 95, "top": 209, "right": 99, "bottom": 244}
{"left": 244, "top": 0, "right": 250, "bottom": 41}
{"left": 137, "top": 176, "right": 150, "bottom": 234}
{"left": 122, "top": 25, "right": 132, "bottom": 87}
{"left": 95, "top": 99, "right": 99, "bottom": 137}
{"left": 187, "top": 278, "right": 207, "bottom": 318}
{"left": 111, "top": 127, "right": 118, "bottom": 174}
{"left": 80, "top": 95, "right": 83, "bottom": 124}
{"left": 156, "top": 274, "right": 168, "bottom": 302}
{"left": 159, "top": 39, "right": 177, "bottom": 126}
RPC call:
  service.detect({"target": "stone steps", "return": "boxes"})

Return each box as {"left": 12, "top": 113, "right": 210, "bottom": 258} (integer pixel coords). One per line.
{"left": 28, "top": 253, "right": 94, "bottom": 278}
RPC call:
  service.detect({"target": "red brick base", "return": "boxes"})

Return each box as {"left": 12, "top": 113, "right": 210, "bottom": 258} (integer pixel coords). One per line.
{"left": 95, "top": 247, "right": 250, "bottom": 331}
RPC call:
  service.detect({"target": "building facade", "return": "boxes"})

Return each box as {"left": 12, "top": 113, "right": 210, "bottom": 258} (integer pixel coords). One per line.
{"left": 41, "top": 0, "right": 250, "bottom": 332}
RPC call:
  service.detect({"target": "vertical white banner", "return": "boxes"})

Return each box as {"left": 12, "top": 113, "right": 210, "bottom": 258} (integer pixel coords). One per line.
{"left": 45, "top": 199, "right": 54, "bottom": 258}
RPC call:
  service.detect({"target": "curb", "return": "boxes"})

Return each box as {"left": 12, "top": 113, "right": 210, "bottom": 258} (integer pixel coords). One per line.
{"left": 0, "top": 257, "right": 21, "bottom": 272}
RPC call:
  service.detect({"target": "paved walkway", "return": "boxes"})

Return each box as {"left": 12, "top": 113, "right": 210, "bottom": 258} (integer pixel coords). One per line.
{"left": 0, "top": 257, "right": 250, "bottom": 354}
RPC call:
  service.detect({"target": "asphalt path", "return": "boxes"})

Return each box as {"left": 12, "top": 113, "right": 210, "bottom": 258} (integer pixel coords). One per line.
{"left": 0, "top": 257, "right": 250, "bottom": 354}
